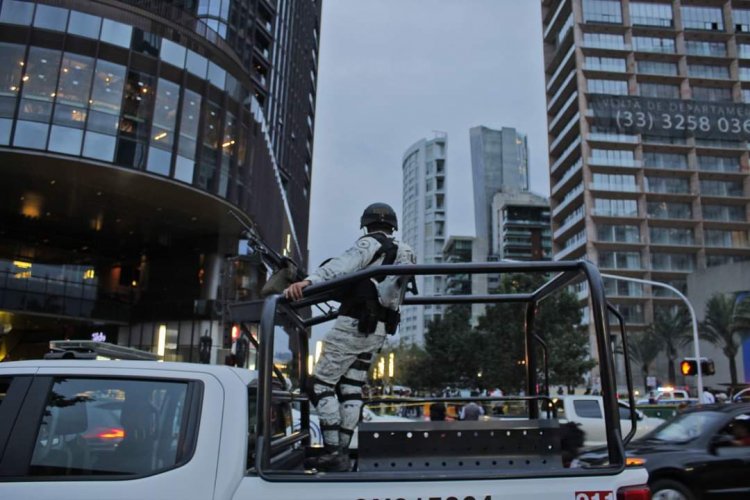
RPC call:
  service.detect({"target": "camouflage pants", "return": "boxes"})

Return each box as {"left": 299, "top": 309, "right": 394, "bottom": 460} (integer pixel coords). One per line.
{"left": 312, "top": 315, "right": 386, "bottom": 450}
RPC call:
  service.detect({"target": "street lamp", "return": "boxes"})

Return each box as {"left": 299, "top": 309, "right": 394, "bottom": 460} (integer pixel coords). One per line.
{"left": 600, "top": 273, "right": 703, "bottom": 400}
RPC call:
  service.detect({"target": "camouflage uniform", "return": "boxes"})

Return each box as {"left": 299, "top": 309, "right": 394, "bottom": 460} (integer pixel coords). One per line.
{"left": 307, "top": 232, "right": 414, "bottom": 451}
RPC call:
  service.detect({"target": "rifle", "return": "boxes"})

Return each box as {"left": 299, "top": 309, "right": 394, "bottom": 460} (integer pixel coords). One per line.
{"left": 228, "top": 211, "right": 306, "bottom": 290}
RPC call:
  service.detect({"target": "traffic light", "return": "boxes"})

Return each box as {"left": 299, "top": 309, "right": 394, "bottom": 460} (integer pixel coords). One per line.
{"left": 680, "top": 359, "right": 697, "bottom": 376}
{"left": 680, "top": 358, "right": 716, "bottom": 376}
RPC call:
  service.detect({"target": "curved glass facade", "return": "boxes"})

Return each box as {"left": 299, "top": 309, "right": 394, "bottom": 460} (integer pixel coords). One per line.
{"left": 0, "top": 1, "right": 262, "bottom": 205}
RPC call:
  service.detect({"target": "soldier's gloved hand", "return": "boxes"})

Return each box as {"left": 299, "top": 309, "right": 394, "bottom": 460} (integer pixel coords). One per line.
{"left": 284, "top": 280, "right": 311, "bottom": 301}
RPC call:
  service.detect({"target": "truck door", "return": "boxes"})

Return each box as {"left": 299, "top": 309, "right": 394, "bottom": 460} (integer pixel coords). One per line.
{"left": 0, "top": 367, "right": 218, "bottom": 500}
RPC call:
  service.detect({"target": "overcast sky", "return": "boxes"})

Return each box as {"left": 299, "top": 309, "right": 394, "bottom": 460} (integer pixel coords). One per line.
{"left": 307, "top": 0, "right": 549, "bottom": 268}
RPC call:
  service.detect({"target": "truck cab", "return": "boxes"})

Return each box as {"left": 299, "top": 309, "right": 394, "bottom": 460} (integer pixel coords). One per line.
{"left": 0, "top": 261, "right": 650, "bottom": 499}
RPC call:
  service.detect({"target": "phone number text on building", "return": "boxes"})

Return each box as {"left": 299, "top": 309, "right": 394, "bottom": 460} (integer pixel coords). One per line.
{"left": 589, "top": 95, "right": 750, "bottom": 141}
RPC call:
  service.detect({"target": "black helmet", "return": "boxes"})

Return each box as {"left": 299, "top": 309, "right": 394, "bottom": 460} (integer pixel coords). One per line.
{"left": 360, "top": 202, "right": 398, "bottom": 231}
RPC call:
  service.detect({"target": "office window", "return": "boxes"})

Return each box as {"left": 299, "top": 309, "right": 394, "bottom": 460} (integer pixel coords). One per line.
{"left": 100, "top": 19, "right": 133, "bottom": 48}
{"left": 702, "top": 204, "right": 745, "bottom": 222}
{"left": 647, "top": 201, "right": 692, "bottom": 219}
{"left": 0, "top": 42, "right": 25, "bottom": 121}
{"left": 630, "top": 2, "right": 672, "bottom": 27}
{"left": 53, "top": 52, "right": 95, "bottom": 129}
{"left": 650, "top": 227, "right": 694, "bottom": 245}
{"left": 150, "top": 79, "right": 179, "bottom": 149}
{"left": 588, "top": 79, "right": 628, "bottom": 95}
{"left": 639, "top": 83, "right": 679, "bottom": 99}
{"left": 593, "top": 198, "right": 638, "bottom": 217}
{"left": 583, "top": 33, "right": 625, "bottom": 50}
{"left": 733, "top": 9, "right": 750, "bottom": 33}
{"left": 597, "top": 224, "right": 640, "bottom": 243}
{"left": 584, "top": 56, "right": 626, "bottom": 72}
{"left": 645, "top": 176, "right": 690, "bottom": 194}
{"left": 591, "top": 148, "right": 635, "bottom": 165}
{"left": 692, "top": 86, "right": 732, "bottom": 102}
{"left": 88, "top": 60, "right": 126, "bottom": 135}
{"left": 119, "top": 71, "right": 155, "bottom": 142}
{"left": 688, "top": 64, "right": 730, "bottom": 79}
{"left": 700, "top": 180, "right": 743, "bottom": 197}
{"left": 684, "top": 40, "right": 726, "bottom": 57}
{"left": 741, "top": 67, "right": 750, "bottom": 82}
{"left": 681, "top": 6, "right": 724, "bottom": 31}
{"left": 582, "top": 0, "right": 622, "bottom": 24}
{"left": 636, "top": 60, "right": 678, "bottom": 76}
{"left": 739, "top": 44, "right": 750, "bottom": 59}
{"left": 18, "top": 47, "right": 61, "bottom": 123}
{"left": 633, "top": 36, "right": 675, "bottom": 53}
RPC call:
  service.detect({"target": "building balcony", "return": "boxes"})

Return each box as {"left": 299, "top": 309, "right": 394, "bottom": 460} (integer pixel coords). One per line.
{"left": 589, "top": 182, "right": 638, "bottom": 193}
{"left": 546, "top": 45, "right": 576, "bottom": 93}
{"left": 553, "top": 209, "right": 585, "bottom": 240}
{"left": 586, "top": 133, "right": 639, "bottom": 144}
{"left": 550, "top": 112, "right": 581, "bottom": 155}
{"left": 555, "top": 236, "right": 586, "bottom": 261}
{"left": 548, "top": 91, "right": 578, "bottom": 135}
{"left": 552, "top": 183, "right": 584, "bottom": 217}
{"left": 551, "top": 159, "right": 583, "bottom": 197}
{"left": 588, "top": 157, "right": 642, "bottom": 168}
{"left": 550, "top": 137, "right": 582, "bottom": 175}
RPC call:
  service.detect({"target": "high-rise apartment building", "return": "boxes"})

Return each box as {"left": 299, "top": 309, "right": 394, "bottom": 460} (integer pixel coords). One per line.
{"left": 543, "top": 0, "right": 750, "bottom": 336}
{"left": 470, "top": 126, "right": 530, "bottom": 260}
{"left": 401, "top": 134, "right": 447, "bottom": 344}
{"left": 492, "top": 190, "right": 552, "bottom": 261}
{"left": 0, "top": 0, "right": 320, "bottom": 361}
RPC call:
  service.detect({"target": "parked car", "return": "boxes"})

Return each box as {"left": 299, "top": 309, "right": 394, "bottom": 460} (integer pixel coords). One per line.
{"left": 580, "top": 403, "right": 750, "bottom": 500}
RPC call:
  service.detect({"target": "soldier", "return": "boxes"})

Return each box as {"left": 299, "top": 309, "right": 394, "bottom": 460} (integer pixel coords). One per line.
{"left": 284, "top": 203, "right": 415, "bottom": 472}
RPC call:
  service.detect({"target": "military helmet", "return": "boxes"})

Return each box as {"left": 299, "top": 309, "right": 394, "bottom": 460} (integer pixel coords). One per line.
{"left": 360, "top": 202, "right": 398, "bottom": 231}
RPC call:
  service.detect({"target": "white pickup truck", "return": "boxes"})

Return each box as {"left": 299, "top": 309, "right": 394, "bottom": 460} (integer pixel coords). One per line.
{"left": 548, "top": 396, "right": 664, "bottom": 448}
{"left": 0, "top": 261, "right": 651, "bottom": 499}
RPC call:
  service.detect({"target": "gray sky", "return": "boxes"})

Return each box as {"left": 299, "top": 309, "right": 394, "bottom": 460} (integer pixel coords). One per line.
{"left": 308, "top": 0, "right": 549, "bottom": 268}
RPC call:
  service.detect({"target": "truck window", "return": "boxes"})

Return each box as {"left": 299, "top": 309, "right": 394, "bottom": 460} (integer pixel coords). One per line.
{"left": 28, "top": 377, "right": 191, "bottom": 477}
{"left": 573, "top": 400, "right": 602, "bottom": 419}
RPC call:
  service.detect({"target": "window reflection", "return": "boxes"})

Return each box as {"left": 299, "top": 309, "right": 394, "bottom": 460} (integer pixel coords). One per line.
{"left": 83, "top": 131, "right": 116, "bottom": 162}
{"left": 13, "top": 120, "right": 48, "bottom": 149}
{"left": 0, "top": 0, "right": 35, "bottom": 25}
{"left": 48, "top": 125, "right": 83, "bottom": 155}
{"left": 67, "top": 11, "right": 101, "bottom": 39}
{"left": 0, "top": 43, "right": 25, "bottom": 119}
{"left": 219, "top": 111, "right": 236, "bottom": 197}
{"left": 100, "top": 19, "right": 133, "bottom": 48}
{"left": 33, "top": 4, "right": 68, "bottom": 31}
{"left": 198, "top": 101, "right": 221, "bottom": 190}
{"left": 119, "top": 71, "right": 154, "bottom": 141}
{"left": 151, "top": 79, "right": 179, "bottom": 147}
{"left": 53, "top": 52, "right": 94, "bottom": 129}
{"left": 89, "top": 60, "right": 126, "bottom": 134}
{"left": 178, "top": 89, "right": 201, "bottom": 160}
{"left": 19, "top": 47, "right": 61, "bottom": 123}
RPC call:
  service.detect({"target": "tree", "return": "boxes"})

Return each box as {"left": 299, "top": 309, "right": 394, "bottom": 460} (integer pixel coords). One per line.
{"left": 418, "top": 305, "right": 482, "bottom": 391}
{"left": 648, "top": 307, "right": 692, "bottom": 385}
{"left": 540, "top": 290, "right": 596, "bottom": 393}
{"left": 622, "top": 331, "right": 663, "bottom": 393}
{"left": 700, "top": 293, "right": 749, "bottom": 386}
{"left": 476, "top": 274, "right": 594, "bottom": 394}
